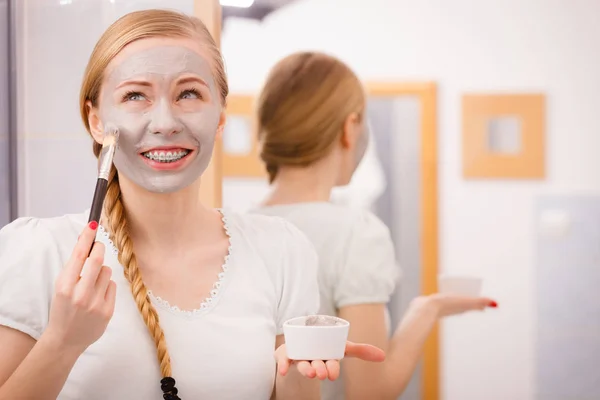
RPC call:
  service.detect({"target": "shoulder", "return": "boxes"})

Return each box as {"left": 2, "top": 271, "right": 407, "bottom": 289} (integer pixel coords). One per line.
{"left": 336, "top": 207, "right": 394, "bottom": 262}
{"left": 253, "top": 202, "right": 385, "bottom": 235}
{"left": 311, "top": 205, "right": 395, "bottom": 271}
{"left": 224, "top": 209, "right": 314, "bottom": 251}
{"left": 0, "top": 212, "right": 87, "bottom": 339}
{"left": 1, "top": 211, "right": 87, "bottom": 234}
{"left": 346, "top": 208, "right": 392, "bottom": 241}
{"left": 250, "top": 203, "right": 392, "bottom": 255}
{"left": 224, "top": 208, "right": 318, "bottom": 281}
{"left": 297, "top": 203, "right": 391, "bottom": 242}
{"left": 0, "top": 212, "right": 87, "bottom": 269}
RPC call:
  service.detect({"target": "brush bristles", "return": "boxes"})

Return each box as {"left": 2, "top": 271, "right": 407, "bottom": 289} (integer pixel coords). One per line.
{"left": 102, "top": 135, "right": 116, "bottom": 148}
{"left": 98, "top": 125, "right": 119, "bottom": 179}
{"left": 102, "top": 125, "right": 120, "bottom": 148}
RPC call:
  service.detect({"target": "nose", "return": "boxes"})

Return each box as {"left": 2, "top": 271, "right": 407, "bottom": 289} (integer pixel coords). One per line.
{"left": 147, "top": 98, "right": 183, "bottom": 136}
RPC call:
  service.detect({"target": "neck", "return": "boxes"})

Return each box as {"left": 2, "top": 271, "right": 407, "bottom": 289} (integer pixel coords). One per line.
{"left": 114, "top": 175, "right": 211, "bottom": 249}
{"left": 263, "top": 163, "right": 338, "bottom": 206}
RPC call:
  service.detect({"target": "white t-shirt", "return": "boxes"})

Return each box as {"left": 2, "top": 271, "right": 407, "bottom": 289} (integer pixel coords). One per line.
{"left": 0, "top": 210, "right": 319, "bottom": 399}
{"left": 252, "top": 202, "right": 400, "bottom": 400}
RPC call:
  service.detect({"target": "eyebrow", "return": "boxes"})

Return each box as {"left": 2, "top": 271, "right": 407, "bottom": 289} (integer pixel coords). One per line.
{"left": 115, "top": 80, "right": 153, "bottom": 89}
{"left": 177, "top": 76, "right": 209, "bottom": 88}
{"left": 115, "top": 76, "right": 209, "bottom": 90}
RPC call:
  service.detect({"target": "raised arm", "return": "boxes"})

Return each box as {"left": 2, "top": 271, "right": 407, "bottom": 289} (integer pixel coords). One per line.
{"left": 339, "top": 295, "right": 496, "bottom": 399}
{"left": 0, "top": 221, "right": 116, "bottom": 399}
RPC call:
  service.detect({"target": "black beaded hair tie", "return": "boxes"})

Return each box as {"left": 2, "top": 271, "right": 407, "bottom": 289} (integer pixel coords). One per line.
{"left": 161, "top": 377, "right": 181, "bottom": 400}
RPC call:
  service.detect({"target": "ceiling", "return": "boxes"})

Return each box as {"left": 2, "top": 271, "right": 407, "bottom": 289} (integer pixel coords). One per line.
{"left": 221, "top": 0, "right": 298, "bottom": 21}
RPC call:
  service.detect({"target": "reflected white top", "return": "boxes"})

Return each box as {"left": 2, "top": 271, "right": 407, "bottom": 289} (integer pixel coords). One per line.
{"left": 0, "top": 210, "right": 319, "bottom": 399}
{"left": 253, "top": 202, "right": 400, "bottom": 400}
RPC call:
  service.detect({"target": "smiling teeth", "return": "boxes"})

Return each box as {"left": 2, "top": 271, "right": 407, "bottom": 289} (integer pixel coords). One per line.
{"left": 143, "top": 150, "right": 190, "bottom": 163}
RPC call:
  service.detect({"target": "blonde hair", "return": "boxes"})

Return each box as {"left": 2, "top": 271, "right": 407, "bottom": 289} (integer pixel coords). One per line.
{"left": 256, "top": 52, "right": 365, "bottom": 183}
{"left": 79, "top": 9, "right": 228, "bottom": 383}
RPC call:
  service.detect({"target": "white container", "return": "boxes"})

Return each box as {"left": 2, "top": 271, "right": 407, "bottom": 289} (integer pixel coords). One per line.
{"left": 438, "top": 275, "right": 482, "bottom": 296}
{"left": 283, "top": 315, "right": 350, "bottom": 361}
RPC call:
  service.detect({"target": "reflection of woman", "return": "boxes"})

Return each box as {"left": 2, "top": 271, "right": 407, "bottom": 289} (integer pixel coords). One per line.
{"left": 253, "top": 52, "right": 498, "bottom": 400}
{"left": 0, "top": 11, "right": 381, "bottom": 400}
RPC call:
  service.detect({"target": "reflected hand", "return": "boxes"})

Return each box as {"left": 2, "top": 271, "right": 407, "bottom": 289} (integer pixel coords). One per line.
{"left": 275, "top": 341, "right": 385, "bottom": 381}
{"left": 414, "top": 293, "right": 498, "bottom": 318}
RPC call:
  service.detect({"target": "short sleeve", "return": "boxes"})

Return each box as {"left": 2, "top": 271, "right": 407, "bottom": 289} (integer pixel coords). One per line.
{"left": 274, "top": 220, "right": 320, "bottom": 335}
{"left": 334, "top": 211, "right": 400, "bottom": 309}
{"left": 0, "top": 218, "right": 62, "bottom": 340}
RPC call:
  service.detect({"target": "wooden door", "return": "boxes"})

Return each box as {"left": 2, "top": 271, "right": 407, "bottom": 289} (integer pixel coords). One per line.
{"left": 195, "top": 0, "right": 224, "bottom": 207}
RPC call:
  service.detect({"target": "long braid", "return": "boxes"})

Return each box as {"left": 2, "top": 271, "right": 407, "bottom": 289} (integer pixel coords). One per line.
{"left": 103, "top": 167, "right": 173, "bottom": 378}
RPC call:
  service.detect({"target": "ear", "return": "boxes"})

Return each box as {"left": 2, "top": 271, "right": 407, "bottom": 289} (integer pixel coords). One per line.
{"left": 340, "top": 112, "right": 360, "bottom": 149}
{"left": 215, "top": 110, "right": 227, "bottom": 141}
{"left": 87, "top": 101, "right": 104, "bottom": 144}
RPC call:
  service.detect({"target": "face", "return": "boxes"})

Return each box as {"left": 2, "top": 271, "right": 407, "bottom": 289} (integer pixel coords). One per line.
{"left": 337, "top": 115, "right": 370, "bottom": 186}
{"left": 90, "top": 37, "right": 223, "bottom": 193}
{"left": 353, "top": 119, "right": 370, "bottom": 169}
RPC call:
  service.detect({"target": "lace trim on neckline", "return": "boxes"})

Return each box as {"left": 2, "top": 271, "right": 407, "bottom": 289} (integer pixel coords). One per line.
{"left": 97, "top": 209, "right": 233, "bottom": 317}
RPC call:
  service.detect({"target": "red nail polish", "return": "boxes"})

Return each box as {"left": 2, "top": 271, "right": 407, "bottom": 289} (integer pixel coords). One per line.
{"left": 489, "top": 301, "right": 498, "bottom": 308}
{"left": 89, "top": 221, "right": 98, "bottom": 231}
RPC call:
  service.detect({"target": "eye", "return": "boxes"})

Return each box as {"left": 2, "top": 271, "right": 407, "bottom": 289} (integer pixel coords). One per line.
{"left": 178, "top": 88, "right": 201, "bottom": 100}
{"left": 122, "top": 91, "right": 146, "bottom": 102}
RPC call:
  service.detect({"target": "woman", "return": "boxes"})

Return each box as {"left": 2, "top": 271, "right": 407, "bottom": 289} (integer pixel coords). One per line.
{"left": 0, "top": 11, "right": 382, "bottom": 400}
{"left": 253, "top": 52, "right": 498, "bottom": 400}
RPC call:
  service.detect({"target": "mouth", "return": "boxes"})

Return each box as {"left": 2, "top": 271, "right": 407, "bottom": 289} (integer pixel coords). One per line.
{"left": 138, "top": 146, "right": 196, "bottom": 171}
{"left": 140, "top": 148, "right": 192, "bottom": 163}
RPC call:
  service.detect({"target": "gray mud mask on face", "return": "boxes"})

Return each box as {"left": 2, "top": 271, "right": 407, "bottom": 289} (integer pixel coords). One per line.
{"left": 99, "top": 46, "right": 221, "bottom": 193}
{"left": 353, "top": 120, "right": 370, "bottom": 170}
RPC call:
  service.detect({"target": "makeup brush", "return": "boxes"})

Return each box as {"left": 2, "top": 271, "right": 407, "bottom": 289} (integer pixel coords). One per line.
{"left": 88, "top": 124, "right": 120, "bottom": 230}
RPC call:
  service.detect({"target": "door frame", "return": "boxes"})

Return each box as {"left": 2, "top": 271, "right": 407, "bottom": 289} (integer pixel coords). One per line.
{"left": 195, "top": 0, "right": 224, "bottom": 208}
{"left": 365, "top": 82, "right": 439, "bottom": 400}
{"left": 6, "top": 0, "right": 18, "bottom": 222}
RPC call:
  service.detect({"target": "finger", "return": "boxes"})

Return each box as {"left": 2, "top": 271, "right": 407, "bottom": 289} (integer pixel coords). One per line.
{"left": 93, "top": 266, "right": 112, "bottom": 304}
{"left": 468, "top": 297, "right": 498, "bottom": 311}
{"left": 62, "top": 221, "right": 99, "bottom": 285}
{"left": 273, "top": 345, "right": 290, "bottom": 376}
{"left": 310, "top": 360, "right": 327, "bottom": 380}
{"left": 344, "top": 341, "right": 386, "bottom": 362}
{"left": 275, "top": 352, "right": 290, "bottom": 377}
{"left": 295, "top": 361, "right": 316, "bottom": 378}
{"left": 77, "top": 241, "right": 105, "bottom": 291}
{"left": 325, "top": 360, "right": 340, "bottom": 381}
{"left": 103, "top": 280, "right": 117, "bottom": 316}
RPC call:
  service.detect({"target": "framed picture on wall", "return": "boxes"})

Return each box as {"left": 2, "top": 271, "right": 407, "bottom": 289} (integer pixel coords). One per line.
{"left": 462, "top": 93, "right": 546, "bottom": 179}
